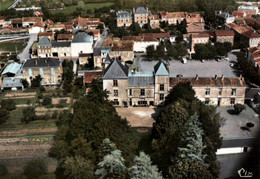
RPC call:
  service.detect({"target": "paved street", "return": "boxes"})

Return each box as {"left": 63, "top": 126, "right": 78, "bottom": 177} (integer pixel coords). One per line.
{"left": 96, "top": 27, "right": 108, "bottom": 47}
{"left": 18, "top": 34, "right": 37, "bottom": 62}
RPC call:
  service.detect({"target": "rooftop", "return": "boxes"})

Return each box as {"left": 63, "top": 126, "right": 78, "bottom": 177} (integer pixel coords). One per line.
{"left": 72, "top": 32, "right": 93, "bottom": 43}
{"left": 122, "top": 36, "right": 158, "bottom": 42}
{"left": 215, "top": 30, "right": 235, "bottom": 36}
{"left": 117, "top": 11, "right": 132, "bottom": 19}
{"left": 1, "top": 63, "right": 22, "bottom": 76}
{"left": 51, "top": 41, "right": 71, "bottom": 47}
{"left": 38, "top": 37, "right": 51, "bottom": 46}
{"left": 23, "top": 58, "right": 61, "bottom": 68}
{"left": 1, "top": 77, "right": 24, "bottom": 89}
{"left": 84, "top": 71, "right": 103, "bottom": 83}
{"left": 135, "top": 7, "right": 148, "bottom": 14}
{"left": 57, "top": 34, "right": 75, "bottom": 41}
{"left": 103, "top": 60, "right": 128, "bottom": 79}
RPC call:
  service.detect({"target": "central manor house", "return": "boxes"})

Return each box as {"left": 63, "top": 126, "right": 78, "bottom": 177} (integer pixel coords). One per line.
{"left": 103, "top": 60, "right": 246, "bottom": 107}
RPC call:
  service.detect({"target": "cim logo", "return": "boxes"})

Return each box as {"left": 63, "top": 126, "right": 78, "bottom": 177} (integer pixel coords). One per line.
{"left": 238, "top": 168, "right": 253, "bottom": 178}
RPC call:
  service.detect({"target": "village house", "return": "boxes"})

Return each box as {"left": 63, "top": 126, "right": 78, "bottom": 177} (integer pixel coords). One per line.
{"left": 72, "top": 17, "right": 101, "bottom": 29}
{"left": 160, "top": 12, "right": 186, "bottom": 25}
{"left": 102, "top": 60, "right": 247, "bottom": 107}
{"left": 133, "top": 7, "right": 149, "bottom": 27}
{"left": 149, "top": 14, "right": 160, "bottom": 29}
{"left": 215, "top": 30, "right": 235, "bottom": 45}
{"left": 10, "top": 18, "right": 22, "bottom": 28}
{"left": 57, "top": 34, "right": 75, "bottom": 42}
{"left": 22, "top": 17, "right": 43, "bottom": 27}
{"left": 78, "top": 54, "right": 92, "bottom": 66}
{"left": 93, "top": 47, "right": 112, "bottom": 68}
{"left": 28, "top": 24, "right": 45, "bottom": 34}
{"left": 84, "top": 71, "right": 103, "bottom": 85}
{"left": 238, "top": 5, "right": 259, "bottom": 15}
{"left": 1, "top": 77, "right": 24, "bottom": 91}
{"left": 0, "top": 16, "right": 5, "bottom": 27}
{"left": 215, "top": 12, "right": 235, "bottom": 24}
{"left": 109, "top": 40, "right": 134, "bottom": 62}
{"left": 116, "top": 11, "right": 132, "bottom": 28}
{"left": 37, "top": 37, "right": 52, "bottom": 58}
{"left": 190, "top": 33, "right": 210, "bottom": 53}
{"left": 38, "top": 32, "right": 55, "bottom": 41}
{"left": 122, "top": 36, "right": 159, "bottom": 52}
{"left": 86, "top": 29, "right": 101, "bottom": 41}
{"left": 139, "top": 32, "right": 171, "bottom": 43}
{"left": 51, "top": 41, "right": 71, "bottom": 58}
{"left": 241, "top": 30, "right": 260, "bottom": 47}
{"left": 23, "top": 58, "right": 62, "bottom": 86}
{"left": 186, "top": 15, "right": 205, "bottom": 35}
{"left": 71, "top": 32, "right": 93, "bottom": 57}
{"left": 248, "top": 46, "right": 260, "bottom": 75}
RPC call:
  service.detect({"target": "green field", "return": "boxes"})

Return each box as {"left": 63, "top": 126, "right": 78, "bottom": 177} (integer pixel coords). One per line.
{"left": 51, "top": 2, "right": 114, "bottom": 15}
{"left": 0, "top": 39, "right": 28, "bottom": 52}
{"left": 0, "top": 0, "right": 13, "bottom": 11}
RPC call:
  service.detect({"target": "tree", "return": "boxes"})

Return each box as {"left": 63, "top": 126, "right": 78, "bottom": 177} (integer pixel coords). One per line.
{"left": 62, "top": 156, "right": 94, "bottom": 179}
{"left": 95, "top": 149, "right": 126, "bottom": 178}
{"left": 21, "top": 107, "right": 36, "bottom": 124}
{"left": 234, "top": 104, "right": 246, "bottom": 115}
{"left": 0, "top": 163, "right": 7, "bottom": 176}
{"left": 77, "top": 1, "right": 85, "bottom": 11}
{"left": 24, "top": 158, "right": 47, "bottom": 179}
{"left": 175, "top": 43, "right": 188, "bottom": 58}
{"left": 129, "top": 152, "right": 163, "bottom": 179}
{"left": 31, "top": 75, "right": 42, "bottom": 88}
{"left": 63, "top": 0, "right": 73, "bottom": 6}
{"left": 0, "top": 99, "right": 16, "bottom": 111}
{"left": 21, "top": 79, "right": 29, "bottom": 89}
{"left": 0, "top": 109, "right": 9, "bottom": 124}
{"left": 42, "top": 96, "right": 52, "bottom": 106}
{"left": 146, "top": 45, "right": 156, "bottom": 59}
{"left": 100, "top": 138, "right": 117, "bottom": 158}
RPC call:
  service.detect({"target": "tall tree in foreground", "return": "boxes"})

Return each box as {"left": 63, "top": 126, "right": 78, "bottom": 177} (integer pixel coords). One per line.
{"left": 129, "top": 152, "right": 163, "bottom": 179}
{"left": 95, "top": 149, "right": 126, "bottom": 179}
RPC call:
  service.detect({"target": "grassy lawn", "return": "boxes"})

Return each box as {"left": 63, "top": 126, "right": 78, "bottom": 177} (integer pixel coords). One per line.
{"left": 0, "top": 0, "right": 13, "bottom": 11}
{"left": 0, "top": 39, "right": 28, "bottom": 52}
{"left": 12, "top": 98, "right": 34, "bottom": 105}
{"left": 51, "top": 2, "right": 114, "bottom": 15}
{"left": 7, "top": 107, "right": 25, "bottom": 123}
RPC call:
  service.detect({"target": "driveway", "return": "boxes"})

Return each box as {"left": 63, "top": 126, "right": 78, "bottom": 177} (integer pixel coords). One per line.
{"left": 116, "top": 107, "right": 156, "bottom": 127}
{"left": 18, "top": 34, "right": 37, "bottom": 62}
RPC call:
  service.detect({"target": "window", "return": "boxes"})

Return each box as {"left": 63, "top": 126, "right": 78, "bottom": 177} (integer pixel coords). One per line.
{"left": 205, "top": 98, "right": 210, "bottom": 105}
{"left": 230, "top": 98, "right": 235, "bottom": 105}
{"left": 219, "top": 88, "right": 222, "bottom": 95}
{"left": 114, "top": 90, "right": 118, "bottom": 96}
{"left": 231, "top": 89, "right": 236, "bottom": 96}
{"left": 113, "top": 80, "right": 118, "bottom": 87}
{"left": 160, "top": 94, "right": 164, "bottom": 100}
{"left": 129, "top": 89, "right": 132, "bottom": 96}
{"left": 160, "top": 84, "right": 164, "bottom": 91}
{"left": 205, "top": 88, "right": 210, "bottom": 96}
{"left": 140, "top": 89, "right": 145, "bottom": 96}
{"left": 113, "top": 99, "right": 119, "bottom": 105}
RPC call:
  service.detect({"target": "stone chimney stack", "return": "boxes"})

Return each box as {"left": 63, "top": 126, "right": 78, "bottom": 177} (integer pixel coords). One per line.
{"left": 215, "top": 75, "right": 217, "bottom": 80}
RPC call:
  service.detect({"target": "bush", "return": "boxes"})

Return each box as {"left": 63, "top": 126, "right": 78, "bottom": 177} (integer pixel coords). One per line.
{"left": 0, "top": 99, "right": 16, "bottom": 111}
{"left": 234, "top": 104, "right": 246, "bottom": 115}
{"left": 246, "top": 122, "right": 254, "bottom": 128}
{"left": 42, "top": 96, "right": 52, "bottom": 106}
{"left": 0, "top": 163, "right": 7, "bottom": 176}
{"left": 0, "top": 109, "right": 9, "bottom": 124}
{"left": 21, "top": 107, "right": 36, "bottom": 124}
{"left": 24, "top": 159, "right": 47, "bottom": 179}
{"left": 51, "top": 111, "right": 59, "bottom": 119}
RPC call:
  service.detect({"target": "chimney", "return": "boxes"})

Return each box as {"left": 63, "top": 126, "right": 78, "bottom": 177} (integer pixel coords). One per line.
{"left": 35, "top": 59, "right": 38, "bottom": 66}
{"left": 221, "top": 74, "right": 224, "bottom": 81}
{"left": 195, "top": 74, "right": 198, "bottom": 80}
{"left": 215, "top": 74, "right": 217, "bottom": 80}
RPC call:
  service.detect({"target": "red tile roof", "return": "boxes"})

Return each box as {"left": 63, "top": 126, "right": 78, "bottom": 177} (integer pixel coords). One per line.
{"left": 215, "top": 30, "right": 235, "bottom": 36}
{"left": 170, "top": 77, "right": 246, "bottom": 87}
{"left": 39, "top": 32, "right": 54, "bottom": 37}
{"left": 139, "top": 32, "right": 170, "bottom": 39}
{"left": 22, "top": 17, "right": 43, "bottom": 23}
{"left": 242, "top": 30, "right": 260, "bottom": 39}
{"left": 192, "top": 33, "right": 209, "bottom": 38}
{"left": 112, "top": 41, "right": 133, "bottom": 51}
{"left": 57, "top": 34, "right": 75, "bottom": 41}
{"left": 200, "top": 31, "right": 215, "bottom": 37}
{"left": 233, "top": 11, "right": 245, "bottom": 17}
{"left": 122, "top": 36, "right": 158, "bottom": 42}
{"left": 84, "top": 71, "right": 103, "bottom": 84}
{"left": 186, "top": 16, "right": 204, "bottom": 24}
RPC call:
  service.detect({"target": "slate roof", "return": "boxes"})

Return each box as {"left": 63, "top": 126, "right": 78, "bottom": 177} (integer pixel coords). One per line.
{"left": 128, "top": 72, "right": 154, "bottom": 87}
{"left": 216, "top": 12, "right": 234, "bottom": 19}
{"left": 104, "top": 54, "right": 112, "bottom": 64}
{"left": 38, "top": 37, "right": 51, "bottom": 46}
{"left": 51, "top": 41, "right": 71, "bottom": 47}
{"left": 1, "top": 62, "right": 22, "bottom": 75}
{"left": 117, "top": 11, "right": 132, "bottom": 19}
{"left": 154, "top": 61, "right": 169, "bottom": 76}
{"left": 135, "top": 7, "right": 148, "bottom": 14}
{"left": 93, "top": 47, "right": 112, "bottom": 56}
{"left": 23, "top": 58, "right": 61, "bottom": 68}
{"left": 72, "top": 32, "right": 93, "bottom": 43}
{"left": 245, "top": 88, "right": 260, "bottom": 99}
{"left": 1, "top": 77, "right": 24, "bottom": 89}
{"left": 103, "top": 59, "right": 128, "bottom": 79}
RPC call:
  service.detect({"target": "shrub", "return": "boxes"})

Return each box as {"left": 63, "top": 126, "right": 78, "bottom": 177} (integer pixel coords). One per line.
{"left": 42, "top": 96, "right": 52, "bottom": 106}
{"left": 0, "top": 99, "right": 16, "bottom": 111}
{"left": 51, "top": 111, "right": 59, "bottom": 119}
{"left": 234, "top": 104, "right": 246, "bottom": 115}
{"left": 0, "top": 109, "right": 9, "bottom": 124}
{"left": 24, "top": 159, "right": 47, "bottom": 179}
{"left": 0, "top": 163, "right": 7, "bottom": 176}
{"left": 246, "top": 122, "right": 254, "bottom": 128}
{"left": 21, "top": 107, "right": 36, "bottom": 124}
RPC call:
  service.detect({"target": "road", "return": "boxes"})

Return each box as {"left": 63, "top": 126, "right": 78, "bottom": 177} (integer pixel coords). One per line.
{"left": 96, "top": 27, "right": 108, "bottom": 47}
{"left": 8, "top": 0, "right": 22, "bottom": 9}
{"left": 18, "top": 34, "right": 37, "bottom": 62}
